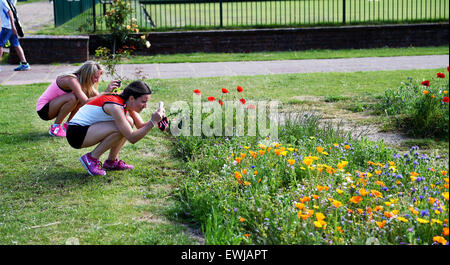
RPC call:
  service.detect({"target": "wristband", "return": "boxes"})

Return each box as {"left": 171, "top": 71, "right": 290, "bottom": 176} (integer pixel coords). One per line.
{"left": 150, "top": 120, "right": 156, "bottom": 127}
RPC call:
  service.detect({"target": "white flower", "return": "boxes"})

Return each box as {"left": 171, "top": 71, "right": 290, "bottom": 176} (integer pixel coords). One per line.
{"left": 145, "top": 41, "right": 151, "bottom": 48}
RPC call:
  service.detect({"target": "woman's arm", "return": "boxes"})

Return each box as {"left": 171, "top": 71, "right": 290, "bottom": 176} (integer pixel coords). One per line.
{"left": 104, "top": 104, "right": 163, "bottom": 144}
{"left": 128, "top": 110, "right": 147, "bottom": 129}
{"left": 59, "top": 77, "right": 120, "bottom": 105}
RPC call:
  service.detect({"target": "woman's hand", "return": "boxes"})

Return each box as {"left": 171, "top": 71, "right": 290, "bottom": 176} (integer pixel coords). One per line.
{"left": 105, "top": 80, "right": 121, "bottom": 93}
{"left": 150, "top": 108, "right": 164, "bottom": 126}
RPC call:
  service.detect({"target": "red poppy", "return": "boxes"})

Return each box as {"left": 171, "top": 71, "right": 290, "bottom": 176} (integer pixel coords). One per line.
{"left": 208, "top": 96, "right": 215, "bottom": 102}
{"left": 421, "top": 80, "right": 430, "bottom": 87}
{"left": 221, "top": 88, "right": 229, "bottom": 94}
{"left": 443, "top": 96, "right": 449, "bottom": 103}
{"left": 447, "top": 66, "right": 449, "bottom": 72}
{"left": 437, "top": 72, "right": 446, "bottom": 78}
{"left": 193, "top": 89, "right": 201, "bottom": 95}
{"left": 237, "top": 86, "right": 243, "bottom": 93}
{"left": 218, "top": 99, "right": 223, "bottom": 106}
{"left": 240, "top": 98, "right": 246, "bottom": 104}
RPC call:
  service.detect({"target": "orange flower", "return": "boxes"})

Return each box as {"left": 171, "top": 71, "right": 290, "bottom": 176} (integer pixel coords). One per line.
{"left": 300, "top": 196, "right": 311, "bottom": 203}
{"left": 443, "top": 227, "right": 449, "bottom": 236}
{"left": 312, "top": 194, "right": 320, "bottom": 200}
{"left": 295, "top": 203, "right": 305, "bottom": 210}
{"left": 359, "top": 188, "right": 369, "bottom": 197}
{"left": 371, "top": 190, "right": 383, "bottom": 198}
{"left": 375, "top": 180, "right": 386, "bottom": 187}
{"left": 244, "top": 233, "right": 250, "bottom": 238}
{"left": 349, "top": 196, "right": 363, "bottom": 204}
{"left": 433, "top": 236, "right": 447, "bottom": 245}
{"left": 242, "top": 169, "right": 247, "bottom": 175}
{"left": 441, "top": 170, "right": 448, "bottom": 176}
{"left": 288, "top": 159, "right": 296, "bottom": 166}
{"left": 337, "top": 226, "right": 344, "bottom": 233}
{"left": 316, "top": 146, "right": 324, "bottom": 154}
{"left": 239, "top": 217, "right": 245, "bottom": 222}
{"left": 423, "top": 90, "right": 429, "bottom": 95}
{"left": 332, "top": 200, "right": 343, "bottom": 208}
{"left": 235, "top": 157, "right": 242, "bottom": 164}
{"left": 376, "top": 220, "right": 386, "bottom": 229}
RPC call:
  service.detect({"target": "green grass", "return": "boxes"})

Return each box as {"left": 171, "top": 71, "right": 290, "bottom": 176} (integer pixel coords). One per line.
{"left": 122, "top": 46, "right": 449, "bottom": 64}
{"left": 0, "top": 67, "right": 447, "bottom": 244}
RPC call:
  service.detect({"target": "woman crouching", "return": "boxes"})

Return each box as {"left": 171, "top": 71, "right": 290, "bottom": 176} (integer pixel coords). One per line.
{"left": 66, "top": 80, "right": 164, "bottom": 176}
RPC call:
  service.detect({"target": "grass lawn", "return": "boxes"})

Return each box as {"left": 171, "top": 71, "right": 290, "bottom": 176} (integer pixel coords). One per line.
{"left": 123, "top": 46, "right": 449, "bottom": 64}
{"left": 0, "top": 67, "right": 447, "bottom": 244}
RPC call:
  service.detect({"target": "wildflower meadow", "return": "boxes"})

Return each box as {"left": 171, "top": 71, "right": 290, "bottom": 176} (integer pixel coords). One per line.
{"left": 173, "top": 71, "right": 449, "bottom": 245}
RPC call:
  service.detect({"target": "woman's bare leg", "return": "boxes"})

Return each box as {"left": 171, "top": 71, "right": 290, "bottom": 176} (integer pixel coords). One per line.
{"left": 81, "top": 121, "right": 126, "bottom": 160}
{"left": 48, "top": 93, "right": 78, "bottom": 124}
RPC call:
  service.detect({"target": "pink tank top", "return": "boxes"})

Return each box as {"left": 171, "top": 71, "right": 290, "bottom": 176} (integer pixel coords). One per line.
{"left": 36, "top": 80, "right": 71, "bottom": 111}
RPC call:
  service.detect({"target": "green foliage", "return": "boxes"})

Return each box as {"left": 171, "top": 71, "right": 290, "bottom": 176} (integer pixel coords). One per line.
{"left": 376, "top": 70, "right": 449, "bottom": 139}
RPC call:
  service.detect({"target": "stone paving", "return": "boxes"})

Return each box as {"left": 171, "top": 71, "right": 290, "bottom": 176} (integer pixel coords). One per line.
{"left": 0, "top": 55, "right": 448, "bottom": 85}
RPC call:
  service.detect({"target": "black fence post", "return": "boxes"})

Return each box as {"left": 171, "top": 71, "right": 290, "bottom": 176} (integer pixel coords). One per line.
{"left": 219, "top": 0, "right": 223, "bottom": 28}
{"left": 93, "top": 0, "right": 97, "bottom": 32}
{"left": 343, "top": 0, "right": 346, "bottom": 24}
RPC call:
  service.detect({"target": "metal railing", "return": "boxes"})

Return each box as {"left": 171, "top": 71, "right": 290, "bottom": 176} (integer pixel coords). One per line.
{"left": 54, "top": 0, "right": 450, "bottom": 32}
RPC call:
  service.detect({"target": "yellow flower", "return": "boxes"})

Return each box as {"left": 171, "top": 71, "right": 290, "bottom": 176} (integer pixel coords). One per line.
{"left": 375, "top": 170, "right": 382, "bottom": 175}
{"left": 332, "top": 200, "right": 343, "bottom": 208}
{"left": 303, "top": 158, "right": 314, "bottom": 166}
{"left": 141, "top": 35, "right": 146, "bottom": 40}
{"left": 322, "top": 151, "right": 329, "bottom": 156}
{"left": 126, "top": 25, "right": 131, "bottom": 30}
{"left": 316, "top": 212, "right": 326, "bottom": 221}
{"left": 314, "top": 220, "right": 327, "bottom": 229}
{"left": 337, "top": 161, "right": 349, "bottom": 170}
{"left": 244, "top": 181, "right": 251, "bottom": 186}
{"left": 397, "top": 217, "right": 408, "bottom": 223}
{"left": 280, "top": 151, "right": 288, "bottom": 156}
{"left": 258, "top": 144, "right": 267, "bottom": 149}
{"left": 336, "top": 189, "right": 344, "bottom": 194}
{"left": 417, "top": 218, "right": 429, "bottom": 224}
{"left": 244, "top": 146, "right": 250, "bottom": 150}
{"left": 288, "top": 159, "right": 296, "bottom": 166}
{"left": 443, "top": 192, "right": 449, "bottom": 200}
{"left": 287, "top": 148, "right": 294, "bottom": 152}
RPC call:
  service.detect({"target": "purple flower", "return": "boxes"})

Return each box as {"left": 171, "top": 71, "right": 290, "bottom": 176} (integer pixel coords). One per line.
{"left": 420, "top": 209, "right": 429, "bottom": 217}
{"left": 233, "top": 208, "right": 238, "bottom": 212}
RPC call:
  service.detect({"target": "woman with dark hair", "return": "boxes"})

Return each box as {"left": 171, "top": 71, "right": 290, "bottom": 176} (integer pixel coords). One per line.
{"left": 66, "top": 80, "right": 165, "bottom": 176}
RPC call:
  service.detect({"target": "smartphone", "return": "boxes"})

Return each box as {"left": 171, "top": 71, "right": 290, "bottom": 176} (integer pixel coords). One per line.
{"left": 157, "top": 117, "right": 169, "bottom": 132}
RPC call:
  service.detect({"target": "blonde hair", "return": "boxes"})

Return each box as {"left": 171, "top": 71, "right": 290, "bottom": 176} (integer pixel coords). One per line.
{"left": 59, "top": 61, "right": 104, "bottom": 98}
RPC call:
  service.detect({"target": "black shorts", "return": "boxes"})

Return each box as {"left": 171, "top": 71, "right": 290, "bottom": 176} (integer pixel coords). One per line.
{"left": 37, "top": 102, "right": 51, "bottom": 121}
{"left": 66, "top": 124, "right": 90, "bottom": 149}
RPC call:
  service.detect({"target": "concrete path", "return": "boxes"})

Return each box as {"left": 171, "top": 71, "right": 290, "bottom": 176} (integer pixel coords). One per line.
{"left": 0, "top": 55, "right": 448, "bottom": 85}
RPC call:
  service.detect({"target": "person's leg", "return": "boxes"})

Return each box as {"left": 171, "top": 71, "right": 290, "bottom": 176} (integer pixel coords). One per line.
{"left": 106, "top": 116, "right": 133, "bottom": 161}
{"left": 48, "top": 93, "right": 78, "bottom": 124}
{"left": 10, "top": 35, "right": 29, "bottom": 71}
{"left": 13, "top": 45, "right": 27, "bottom": 64}
{"left": 81, "top": 121, "right": 126, "bottom": 160}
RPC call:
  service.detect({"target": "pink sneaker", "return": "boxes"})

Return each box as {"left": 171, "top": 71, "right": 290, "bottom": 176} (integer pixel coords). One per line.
{"left": 49, "top": 124, "right": 66, "bottom": 137}
{"left": 79, "top": 153, "right": 106, "bottom": 176}
{"left": 62, "top": 122, "right": 69, "bottom": 131}
{"left": 103, "top": 159, "right": 134, "bottom": 171}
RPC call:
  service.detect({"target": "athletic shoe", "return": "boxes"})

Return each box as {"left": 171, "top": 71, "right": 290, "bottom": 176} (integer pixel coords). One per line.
{"left": 79, "top": 153, "right": 106, "bottom": 176}
{"left": 62, "top": 122, "right": 69, "bottom": 131}
{"left": 103, "top": 159, "right": 134, "bottom": 171}
{"left": 14, "top": 63, "right": 30, "bottom": 71}
{"left": 49, "top": 124, "right": 66, "bottom": 137}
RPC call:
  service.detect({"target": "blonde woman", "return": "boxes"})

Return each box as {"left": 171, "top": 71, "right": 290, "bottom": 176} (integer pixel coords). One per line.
{"left": 36, "top": 61, "right": 120, "bottom": 137}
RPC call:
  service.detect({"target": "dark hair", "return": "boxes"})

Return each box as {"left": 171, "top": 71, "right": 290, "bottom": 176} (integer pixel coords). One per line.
{"left": 120, "top": 81, "right": 152, "bottom": 101}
